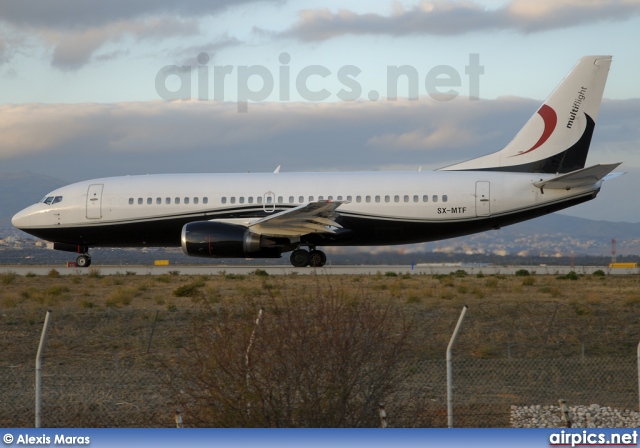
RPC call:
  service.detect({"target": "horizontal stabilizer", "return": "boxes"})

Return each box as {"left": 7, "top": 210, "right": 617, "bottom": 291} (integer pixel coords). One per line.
{"left": 533, "top": 163, "right": 621, "bottom": 190}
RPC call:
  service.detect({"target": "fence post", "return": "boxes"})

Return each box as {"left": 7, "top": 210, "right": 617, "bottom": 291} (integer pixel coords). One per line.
{"left": 447, "top": 305, "right": 468, "bottom": 428}
{"left": 637, "top": 340, "right": 640, "bottom": 414}
{"left": 558, "top": 399, "right": 572, "bottom": 428}
{"left": 36, "top": 310, "right": 52, "bottom": 428}
{"left": 379, "top": 402, "right": 388, "bottom": 428}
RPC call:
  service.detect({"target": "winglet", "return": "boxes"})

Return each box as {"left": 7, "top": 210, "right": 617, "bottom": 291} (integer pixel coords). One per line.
{"left": 274, "top": 165, "right": 281, "bottom": 173}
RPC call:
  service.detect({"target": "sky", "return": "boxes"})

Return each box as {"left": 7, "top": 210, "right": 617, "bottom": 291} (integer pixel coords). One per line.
{"left": 1, "top": 0, "right": 639, "bottom": 222}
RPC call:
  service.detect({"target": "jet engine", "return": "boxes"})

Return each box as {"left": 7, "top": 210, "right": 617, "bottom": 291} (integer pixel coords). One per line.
{"left": 181, "top": 221, "right": 281, "bottom": 258}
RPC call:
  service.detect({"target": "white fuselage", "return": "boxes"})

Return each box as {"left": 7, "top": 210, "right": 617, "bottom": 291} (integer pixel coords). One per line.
{"left": 12, "top": 170, "right": 600, "bottom": 250}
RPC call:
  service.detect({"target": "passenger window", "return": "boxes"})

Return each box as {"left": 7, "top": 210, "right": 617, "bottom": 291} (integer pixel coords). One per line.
{"left": 194, "top": 197, "right": 199, "bottom": 204}
{"left": 413, "top": 195, "right": 419, "bottom": 203}
{"left": 356, "top": 196, "right": 361, "bottom": 203}
{"left": 184, "top": 197, "right": 190, "bottom": 204}
{"left": 257, "top": 196, "right": 263, "bottom": 204}
{"left": 156, "top": 198, "right": 161, "bottom": 205}
{"left": 404, "top": 195, "right": 409, "bottom": 202}
{"left": 422, "top": 195, "right": 428, "bottom": 202}
{"left": 309, "top": 196, "right": 314, "bottom": 202}
{"left": 248, "top": 197, "right": 253, "bottom": 204}
{"left": 289, "top": 196, "right": 294, "bottom": 204}
{"left": 347, "top": 195, "right": 352, "bottom": 202}
{"left": 146, "top": 198, "right": 152, "bottom": 205}
{"left": 203, "top": 197, "right": 208, "bottom": 204}
{"left": 384, "top": 195, "right": 390, "bottom": 203}
{"left": 432, "top": 195, "right": 438, "bottom": 203}
{"left": 239, "top": 197, "right": 244, "bottom": 204}
{"left": 328, "top": 196, "right": 333, "bottom": 200}
{"left": 337, "top": 195, "right": 343, "bottom": 201}
{"left": 375, "top": 196, "right": 380, "bottom": 203}
{"left": 278, "top": 196, "right": 283, "bottom": 203}
{"left": 230, "top": 197, "right": 235, "bottom": 204}
{"left": 442, "top": 195, "right": 448, "bottom": 203}
{"left": 175, "top": 197, "right": 180, "bottom": 204}
{"left": 138, "top": 198, "right": 143, "bottom": 205}
{"left": 129, "top": 198, "right": 134, "bottom": 205}
{"left": 166, "top": 198, "right": 171, "bottom": 204}
{"left": 221, "top": 197, "right": 226, "bottom": 204}
{"left": 366, "top": 196, "right": 371, "bottom": 203}
{"left": 299, "top": 196, "right": 304, "bottom": 203}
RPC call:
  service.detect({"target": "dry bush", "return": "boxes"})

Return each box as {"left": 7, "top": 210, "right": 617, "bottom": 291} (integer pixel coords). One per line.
{"left": 165, "top": 284, "right": 415, "bottom": 427}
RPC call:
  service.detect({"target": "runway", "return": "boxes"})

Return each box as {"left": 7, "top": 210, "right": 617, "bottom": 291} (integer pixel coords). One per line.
{"left": 0, "top": 264, "right": 634, "bottom": 276}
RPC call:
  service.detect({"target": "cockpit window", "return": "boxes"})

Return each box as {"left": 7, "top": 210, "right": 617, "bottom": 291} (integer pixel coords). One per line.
{"left": 42, "top": 196, "right": 62, "bottom": 205}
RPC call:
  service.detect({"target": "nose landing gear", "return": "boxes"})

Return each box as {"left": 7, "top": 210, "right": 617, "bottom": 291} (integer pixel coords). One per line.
{"left": 289, "top": 247, "right": 327, "bottom": 267}
{"left": 76, "top": 254, "right": 92, "bottom": 268}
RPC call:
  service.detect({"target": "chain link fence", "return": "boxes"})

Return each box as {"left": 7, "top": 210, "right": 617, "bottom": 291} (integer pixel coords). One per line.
{"left": 1, "top": 300, "right": 639, "bottom": 428}
{"left": 2, "top": 355, "right": 637, "bottom": 427}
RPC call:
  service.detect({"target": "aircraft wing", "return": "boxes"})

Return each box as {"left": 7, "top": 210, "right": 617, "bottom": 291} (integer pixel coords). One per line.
{"left": 533, "top": 163, "right": 622, "bottom": 190}
{"left": 248, "top": 200, "right": 346, "bottom": 237}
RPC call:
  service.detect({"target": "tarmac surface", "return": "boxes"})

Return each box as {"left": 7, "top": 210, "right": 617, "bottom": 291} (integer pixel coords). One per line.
{"left": 0, "top": 264, "right": 636, "bottom": 276}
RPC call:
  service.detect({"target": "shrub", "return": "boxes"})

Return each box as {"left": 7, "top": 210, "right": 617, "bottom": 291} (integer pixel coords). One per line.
{"left": 592, "top": 270, "right": 606, "bottom": 277}
{"left": 384, "top": 271, "right": 398, "bottom": 277}
{"left": 48, "top": 269, "right": 60, "bottom": 278}
{"left": 252, "top": 269, "right": 269, "bottom": 277}
{"left": 25, "top": 271, "right": 37, "bottom": 278}
{"left": 105, "top": 288, "right": 136, "bottom": 307}
{"left": 522, "top": 276, "right": 536, "bottom": 286}
{"left": 515, "top": 269, "right": 530, "bottom": 277}
{"left": 165, "top": 287, "right": 414, "bottom": 427}
{"left": 557, "top": 271, "right": 579, "bottom": 281}
{"left": 87, "top": 268, "right": 102, "bottom": 279}
{"left": 225, "top": 274, "right": 245, "bottom": 281}
{"left": 0, "top": 271, "right": 18, "bottom": 285}
{"left": 454, "top": 269, "right": 467, "bottom": 277}
{"left": 173, "top": 281, "right": 205, "bottom": 297}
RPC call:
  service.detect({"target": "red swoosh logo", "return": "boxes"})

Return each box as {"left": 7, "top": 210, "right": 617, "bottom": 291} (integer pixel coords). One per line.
{"left": 515, "top": 104, "right": 557, "bottom": 156}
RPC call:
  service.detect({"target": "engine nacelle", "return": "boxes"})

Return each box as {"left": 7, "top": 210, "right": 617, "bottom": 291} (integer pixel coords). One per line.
{"left": 181, "top": 221, "right": 281, "bottom": 258}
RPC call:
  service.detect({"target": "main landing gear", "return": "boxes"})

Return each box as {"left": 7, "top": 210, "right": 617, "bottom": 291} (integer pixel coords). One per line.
{"left": 76, "top": 254, "right": 92, "bottom": 268}
{"left": 290, "top": 247, "right": 327, "bottom": 268}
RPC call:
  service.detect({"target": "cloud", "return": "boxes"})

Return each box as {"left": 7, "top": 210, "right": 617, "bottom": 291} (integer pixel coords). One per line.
{"left": 0, "top": 0, "right": 273, "bottom": 31}
{"left": 0, "top": 0, "right": 277, "bottom": 70}
{"left": 1, "top": 97, "right": 638, "bottom": 182}
{"left": 281, "top": 0, "right": 640, "bottom": 41}
{"left": 43, "top": 18, "right": 200, "bottom": 70}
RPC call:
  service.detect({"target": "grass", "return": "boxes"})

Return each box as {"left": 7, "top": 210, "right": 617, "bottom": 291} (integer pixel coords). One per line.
{"left": 1, "top": 271, "right": 639, "bottom": 428}
{"left": 1, "top": 272, "right": 640, "bottom": 364}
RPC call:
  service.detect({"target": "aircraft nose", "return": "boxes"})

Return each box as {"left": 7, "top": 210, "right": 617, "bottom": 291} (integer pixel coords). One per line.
{"left": 11, "top": 207, "right": 32, "bottom": 229}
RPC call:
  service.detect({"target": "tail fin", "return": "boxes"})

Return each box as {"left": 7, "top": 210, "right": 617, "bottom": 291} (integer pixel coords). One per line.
{"left": 441, "top": 55, "right": 612, "bottom": 173}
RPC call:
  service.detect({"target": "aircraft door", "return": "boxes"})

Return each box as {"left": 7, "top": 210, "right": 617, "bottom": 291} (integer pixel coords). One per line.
{"left": 86, "top": 184, "right": 104, "bottom": 219}
{"left": 475, "top": 181, "right": 490, "bottom": 217}
{"left": 263, "top": 191, "right": 276, "bottom": 213}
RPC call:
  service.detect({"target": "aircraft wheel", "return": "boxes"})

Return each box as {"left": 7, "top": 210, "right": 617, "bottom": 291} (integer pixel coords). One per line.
{"left": 76, "top": 255, "right": 91, "bottom": 268}
{"left": 309, "top": 250, "right": 326, "bottom": 267}
{"left": 290, "top": 249, "right": 310, "bottom": 267}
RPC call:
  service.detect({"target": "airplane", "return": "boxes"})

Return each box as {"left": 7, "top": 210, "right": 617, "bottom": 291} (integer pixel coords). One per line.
{"left": 12, "top": 55, "right": 620, "bottom": 268}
